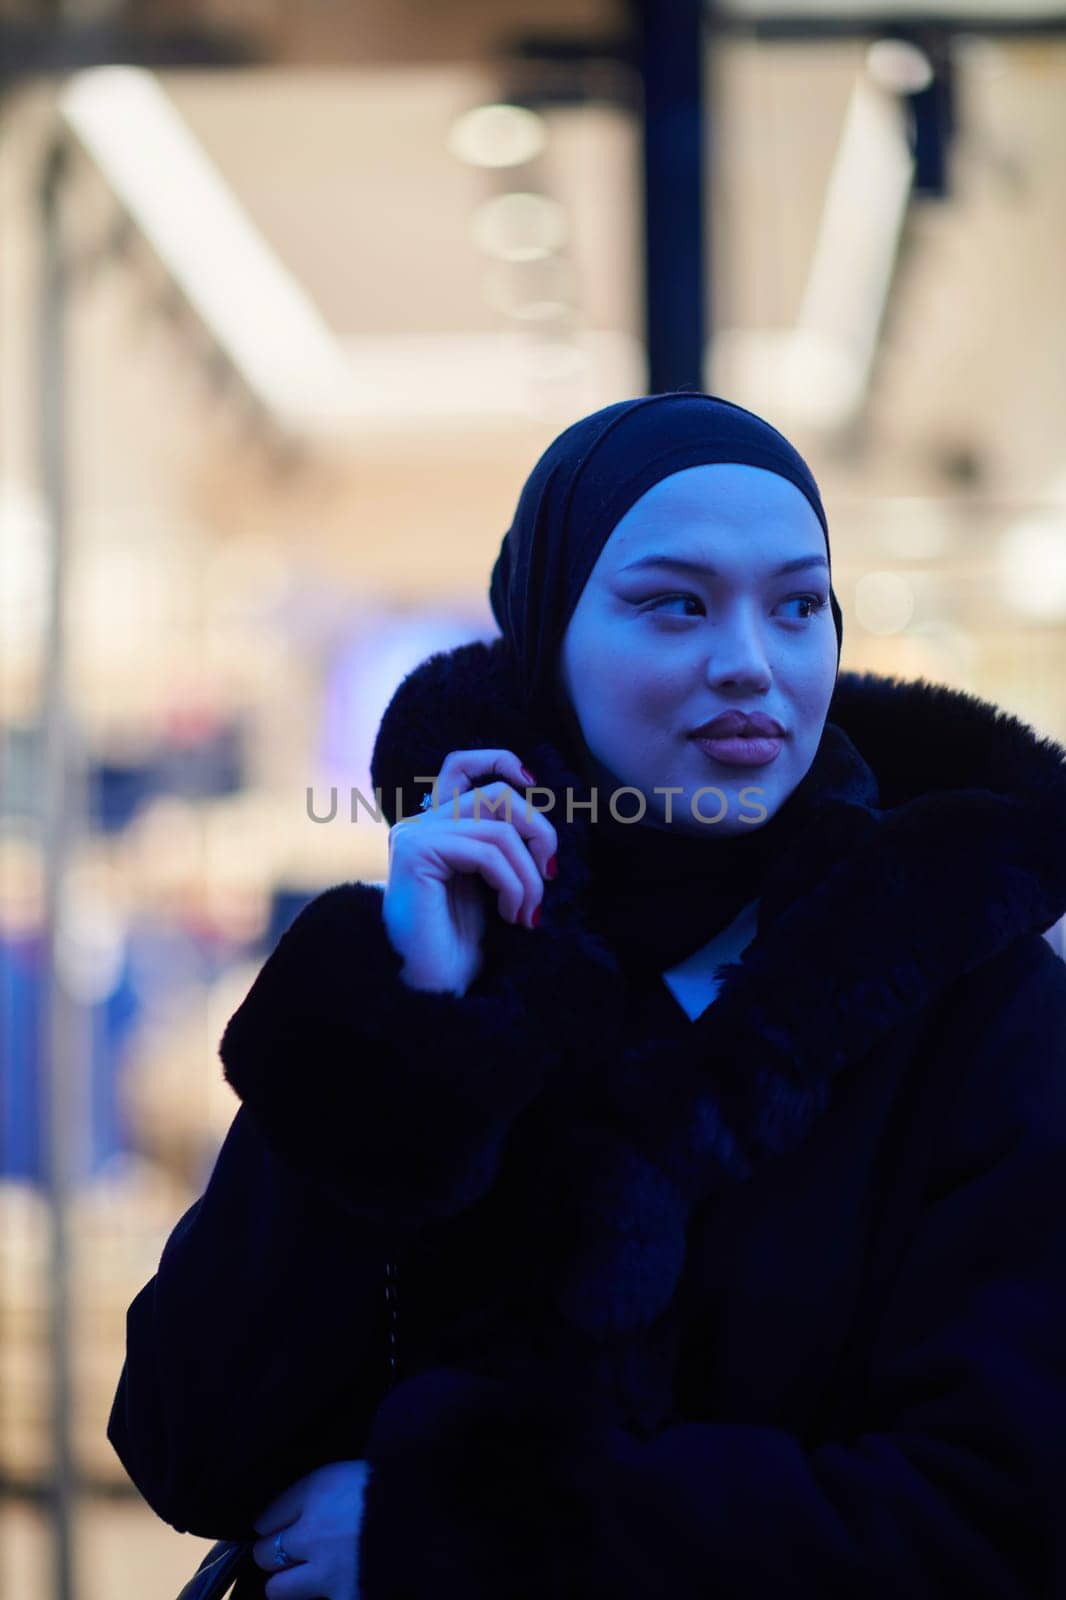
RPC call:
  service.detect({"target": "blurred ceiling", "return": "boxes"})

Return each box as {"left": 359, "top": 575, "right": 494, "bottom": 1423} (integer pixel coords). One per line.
{"left": 51, "top": 36, "right": 1063, "bottom": 495}
{"left": 165, "top": 68, "right": 639, "bottom": 341}
{"left": 2, "top": 22, "right": 1064, "bottom": 738}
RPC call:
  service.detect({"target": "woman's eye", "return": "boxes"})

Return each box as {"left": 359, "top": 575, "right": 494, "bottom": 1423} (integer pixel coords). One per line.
{"left": 642, "top": 593, "right": 703, "bottom": 616}
{"left": 640, "top": 592, "right": 828, "bottom": 620}
{"left": 780, "top": 594, "right": 828, "bottom": 620}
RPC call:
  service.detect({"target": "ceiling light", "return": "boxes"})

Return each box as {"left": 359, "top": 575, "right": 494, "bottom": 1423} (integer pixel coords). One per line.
{"left": 448, "top": 103, "right": 547, "bottom": 169}
{"left": 483, "top": 255, "right": 575, "bottom": 316}
{"left": 59, "top": 67, "right": 357, "bottom": 436}
{"left": 997, "top": 515, "right": 1066, "bottom": 621}
{"left": 470, "top": 192, "right": 568, "bottom": 263}
{"left": 855, "top": 572, "right": 916, "bottom": 635}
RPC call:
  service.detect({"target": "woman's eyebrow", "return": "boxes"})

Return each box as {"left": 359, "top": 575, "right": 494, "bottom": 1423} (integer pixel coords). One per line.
{"left": 617, "top": 554, "right": 829, "bottom": 578}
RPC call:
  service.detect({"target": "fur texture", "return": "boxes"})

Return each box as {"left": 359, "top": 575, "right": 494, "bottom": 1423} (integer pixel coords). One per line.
{"left": 208, "top": 639, "right": 1066, "bottom": 1597}
{"left": 360, "top": 640, "right": 1066, "bottom": 1342}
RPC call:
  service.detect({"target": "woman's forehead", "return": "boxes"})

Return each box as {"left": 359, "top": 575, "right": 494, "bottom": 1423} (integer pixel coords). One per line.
{"left": 596, "top": 466, "right": 824, "bottom": 567}
{"left": 612, "top": 463, "right": 814, "bottom": 524}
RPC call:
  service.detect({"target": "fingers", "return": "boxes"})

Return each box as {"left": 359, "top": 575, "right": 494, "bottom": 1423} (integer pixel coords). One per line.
{"left": 416, "top": 751, "right": 558, "bottom": 877}
{"left": 391, "top": 820, "right": 542, "bottom": 929}
{"left": 251, "top": 1523, "right": 306, "bottom": 1574}
{"left": 433, "top": 748, "right": 537, "bottom": 804}
{"left": 262, "top": 1566, "right": 314, "bottom": 1598}
{"left": 389, "top": 748, "right": 558, "bottom": 934}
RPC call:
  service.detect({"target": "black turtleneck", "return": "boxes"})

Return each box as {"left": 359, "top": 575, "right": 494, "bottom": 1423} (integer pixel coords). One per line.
{"left": 564, "top": 713, "right": 881, "bottom": 983}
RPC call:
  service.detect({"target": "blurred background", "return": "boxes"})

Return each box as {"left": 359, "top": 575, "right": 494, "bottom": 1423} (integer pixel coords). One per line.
{"left": 1, "top": 0, "right": 1064, "bottom": 1595}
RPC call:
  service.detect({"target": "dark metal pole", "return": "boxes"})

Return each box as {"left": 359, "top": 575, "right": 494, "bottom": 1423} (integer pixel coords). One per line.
{"left": 907, "top": 33, "right": 956, "bottom": 197}
{"left": 633, "top": 0, "right": 707, "bottom": 394}
{"left": 39, "top": 129, "right": 79, "bottom": 1600}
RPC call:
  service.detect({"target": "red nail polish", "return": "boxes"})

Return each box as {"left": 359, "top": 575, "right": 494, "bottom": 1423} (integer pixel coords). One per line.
{"left": 531, "top": 905, "right": 541, "bottom": 928}
{"left": 546, "top": 855, "right": 558, "bottom": 879}
{"left": 520, "top": 765, "right": 537, "bottom": 786}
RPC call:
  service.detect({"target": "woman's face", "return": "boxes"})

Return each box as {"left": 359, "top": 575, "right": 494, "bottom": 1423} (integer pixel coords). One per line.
{"left": 557, "top": 463, "right": 839, "bottom": 837}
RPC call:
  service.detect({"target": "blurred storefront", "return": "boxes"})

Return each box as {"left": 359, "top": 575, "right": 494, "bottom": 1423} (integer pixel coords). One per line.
{"left": 2, "top": 1, "right": 1065, "bottom": 1595}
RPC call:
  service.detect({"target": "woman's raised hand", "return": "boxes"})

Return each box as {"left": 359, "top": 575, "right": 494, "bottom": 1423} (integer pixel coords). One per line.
{"left": 382, "top": 748, "right": 558, "bottom": 997}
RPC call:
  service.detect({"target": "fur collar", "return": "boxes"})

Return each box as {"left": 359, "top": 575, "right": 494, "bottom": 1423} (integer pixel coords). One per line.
{"left": 370, "top": 639, "right": 1066, "bottom": 1343}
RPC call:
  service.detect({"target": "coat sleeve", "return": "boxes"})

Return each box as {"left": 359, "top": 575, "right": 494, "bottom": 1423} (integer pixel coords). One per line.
{"left": 217, "top": 880, "right": 566, "bottom": 1228}
{"left": 108, "top": 878, "right": 609, "bottom": 1539}
{"left": 354, "top": 933, "right": 1066, "bottom": 1600}
{"left": 106, "top": 1103, "right": 400, "bottom": 1539}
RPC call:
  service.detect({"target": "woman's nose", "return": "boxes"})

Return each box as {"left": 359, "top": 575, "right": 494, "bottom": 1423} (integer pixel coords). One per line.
{"left": 702, "top": 615, "right": 772, "bottom": 690}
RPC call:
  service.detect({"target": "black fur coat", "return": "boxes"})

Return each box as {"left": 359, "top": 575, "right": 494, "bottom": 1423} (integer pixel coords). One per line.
{"left": 108, "top": 639, "right": 1066, "bottom": 1598}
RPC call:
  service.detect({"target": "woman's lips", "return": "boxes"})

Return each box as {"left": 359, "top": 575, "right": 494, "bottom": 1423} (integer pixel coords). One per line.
{"left": 691, "top": 735, "right": 783, "bottom": 767}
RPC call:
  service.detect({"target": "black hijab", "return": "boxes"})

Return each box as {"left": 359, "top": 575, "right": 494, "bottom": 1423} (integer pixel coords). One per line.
{"left": 488, "top": 392, "right": 859, "bottom": 978}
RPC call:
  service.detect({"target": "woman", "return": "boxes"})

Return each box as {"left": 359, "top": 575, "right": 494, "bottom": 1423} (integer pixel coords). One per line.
{"left": 108, "top": 394, "right": 1066, "bottom": 1599}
